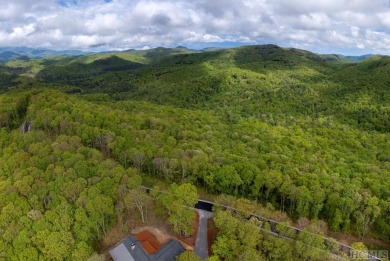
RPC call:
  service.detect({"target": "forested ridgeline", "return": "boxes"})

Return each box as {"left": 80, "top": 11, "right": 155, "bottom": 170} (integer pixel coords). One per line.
{"left": 33, "top": 45, "right": 390, "bottom": 132}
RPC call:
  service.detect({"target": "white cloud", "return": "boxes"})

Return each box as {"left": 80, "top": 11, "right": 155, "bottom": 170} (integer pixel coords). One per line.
{"left": 85, "top": 13, "right": 124, "bottom": 35}
{"left": 296, "top": 13, "right": 332, "bottom": 30}
{"left": 0, "top": 0, "right": 389, "bottom": 54}
{"left": 351, "top": 26, "right": 360, "bottom": 37}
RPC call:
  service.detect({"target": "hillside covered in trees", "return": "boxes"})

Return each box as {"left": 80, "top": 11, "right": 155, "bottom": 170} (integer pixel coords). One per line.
{"left": 0, "top": 45, "right": 389, "bottom": 260}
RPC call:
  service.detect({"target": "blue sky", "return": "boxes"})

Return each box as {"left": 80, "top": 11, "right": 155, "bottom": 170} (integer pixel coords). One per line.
{"left": 1, "top": 0, "right": 390, "bottom": 55}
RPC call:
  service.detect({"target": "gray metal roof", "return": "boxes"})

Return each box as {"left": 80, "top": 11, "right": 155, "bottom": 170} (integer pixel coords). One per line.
{"left": 109, "top": 243, "right": 136, "bottom": 261}
{"left": 151, "top": 240, "right": 185, "bottom": 261}
{"left": 110, "top": 236, "right": 185, "bottom": 261}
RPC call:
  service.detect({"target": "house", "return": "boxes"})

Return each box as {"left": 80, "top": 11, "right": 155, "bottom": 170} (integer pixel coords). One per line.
{"left": 109, "top": 231, "right": 185, "bottom": 261}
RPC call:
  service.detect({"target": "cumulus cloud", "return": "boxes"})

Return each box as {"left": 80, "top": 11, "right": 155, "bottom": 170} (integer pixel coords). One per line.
{"left": 0, "top": 0, "right": 390, "bottom": 54}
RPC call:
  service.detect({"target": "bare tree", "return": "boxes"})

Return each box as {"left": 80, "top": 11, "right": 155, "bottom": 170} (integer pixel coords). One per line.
{"left": 132, "top": 152, "right": 145, "bottom": 173}
{"left": 124, "top": 187, "right": 149, "bottom": 223}
{"left": 152, "top": 157, "right": 165, "bottom": 176}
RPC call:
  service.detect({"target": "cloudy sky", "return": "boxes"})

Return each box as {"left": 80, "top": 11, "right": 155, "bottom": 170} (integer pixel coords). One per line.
{"left": 1, "top": 0, "right": 390, "bottom": 54}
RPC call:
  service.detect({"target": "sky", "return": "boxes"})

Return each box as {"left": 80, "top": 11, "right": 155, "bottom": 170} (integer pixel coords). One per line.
{"left": 1, "top": 0, "right": 390, "bottom": 55}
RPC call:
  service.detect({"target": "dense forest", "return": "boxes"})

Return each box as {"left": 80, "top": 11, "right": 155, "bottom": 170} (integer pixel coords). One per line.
{"left": 0, "top": 45, "right": 389, "bottom": 260}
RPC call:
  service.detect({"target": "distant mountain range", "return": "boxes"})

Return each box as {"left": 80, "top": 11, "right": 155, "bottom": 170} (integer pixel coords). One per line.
{"left": 0, "top": 47, "right": 87, "bottom": 62}
{"left": 0, "top": 46, "right": 382, "bottom": 63}
{"left": 320, "top": 53, "right": 375, "bottom": 62}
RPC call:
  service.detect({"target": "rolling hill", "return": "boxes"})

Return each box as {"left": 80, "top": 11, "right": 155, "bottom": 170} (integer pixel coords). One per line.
{"left": 0, "top": 47, "right": 87, "bottom": 63}
{"left": 31, "top": 45, "right": 390, "bottom": 132}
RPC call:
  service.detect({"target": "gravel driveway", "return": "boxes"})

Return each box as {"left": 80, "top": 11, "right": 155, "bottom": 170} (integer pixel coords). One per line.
{"left": 194, "top": 209, "right": 213, "bottom": 260}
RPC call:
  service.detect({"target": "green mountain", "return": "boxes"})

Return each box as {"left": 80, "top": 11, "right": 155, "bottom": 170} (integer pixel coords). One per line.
{"left": 0, "top": 51, "right": 21, "bottom": 61}
{"left": 0, "top": 45, "right": 389, "bottom": 260}
{"left": 0, "top": 47, "right": 86, "bottom": 62}
{"left": 321, "top": 53, "right": 374, "bottom": 62}
{"left": 33, "top": 45, "right": 390, "bottom": 132}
